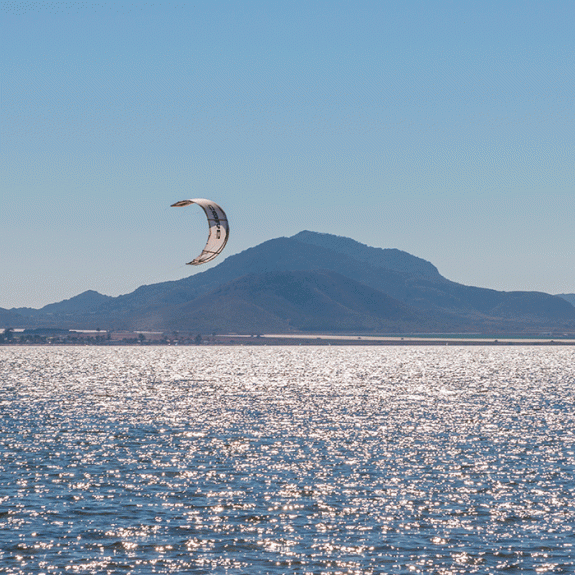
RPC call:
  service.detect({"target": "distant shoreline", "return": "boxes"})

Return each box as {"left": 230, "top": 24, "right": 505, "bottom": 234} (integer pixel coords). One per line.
{"left": 214, "top": 334, "right": 575, "bottom": 346}
{"left": 3, "top": 332, "right": 575, "bottom": 346}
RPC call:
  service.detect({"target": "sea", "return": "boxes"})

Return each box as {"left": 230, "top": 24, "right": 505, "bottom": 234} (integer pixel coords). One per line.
{"left": 1, "top": 346, "right": 575, "bottom": 574}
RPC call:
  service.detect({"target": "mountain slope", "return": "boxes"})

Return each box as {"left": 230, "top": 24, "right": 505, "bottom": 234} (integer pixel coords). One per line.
{"left": 129, "top": 270, "right": 435, "bottom": 333}
{"left": 557, "top": 294, "right": 575, "bottom": 307}
{"left": 0, "top": 308, "right": 23, "bottom": 326}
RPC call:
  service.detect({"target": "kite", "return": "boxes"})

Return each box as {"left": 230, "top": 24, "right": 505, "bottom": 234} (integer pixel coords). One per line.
{"left": 171, "top": 198, "right": 229, "bottom": 265}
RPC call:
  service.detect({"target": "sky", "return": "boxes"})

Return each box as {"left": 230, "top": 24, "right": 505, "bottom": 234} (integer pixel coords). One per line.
{"left": 1, "top": 0, "right": 575, "bottom": 309}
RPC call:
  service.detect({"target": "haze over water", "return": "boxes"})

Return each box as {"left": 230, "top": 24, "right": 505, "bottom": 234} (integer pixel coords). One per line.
{"left": 1, "top": 346, "right": 575, "bottom": 573}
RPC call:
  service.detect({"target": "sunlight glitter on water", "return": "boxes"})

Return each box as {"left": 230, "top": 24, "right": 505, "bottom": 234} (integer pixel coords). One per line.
{"left": 1, "top": 346, "right": 575, "bottom": 573}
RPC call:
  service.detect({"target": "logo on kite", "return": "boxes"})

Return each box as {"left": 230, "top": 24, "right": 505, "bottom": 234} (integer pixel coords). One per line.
{"left": 171, "top": 198, "right": 230, "bottom": 265}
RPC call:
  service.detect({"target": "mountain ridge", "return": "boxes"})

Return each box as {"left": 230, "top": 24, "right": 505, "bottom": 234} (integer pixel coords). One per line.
{"left": 292, "top": 231, "right": 445, "bottom": 281}
{"left": 5, "top": 231, "right": 575, "bottom": 333}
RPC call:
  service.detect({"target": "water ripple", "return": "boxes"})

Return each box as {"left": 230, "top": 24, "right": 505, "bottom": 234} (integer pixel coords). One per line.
{"left": 1, "top": 346, "right": 575, "bottom": 573}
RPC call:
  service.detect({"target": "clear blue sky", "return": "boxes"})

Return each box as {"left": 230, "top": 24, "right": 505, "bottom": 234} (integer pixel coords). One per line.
{"left": 2, "top": 1, "right": 574, "bottom": 309}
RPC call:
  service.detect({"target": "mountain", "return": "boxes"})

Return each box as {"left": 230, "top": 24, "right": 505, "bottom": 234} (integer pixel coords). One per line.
{"left": 14, "top": 290, "right": 113, "bottom": 318}
{"left": 0, "top": 308, "right": 23, "bottom": 326}
{"left": 18, "top": 233, "right": 435, "bottom": 327}
{"left": 8, "top": 231, "right": 575, "bottom": 333}
{"left": 557, "top": 294, "right": 575, "bottom": 307}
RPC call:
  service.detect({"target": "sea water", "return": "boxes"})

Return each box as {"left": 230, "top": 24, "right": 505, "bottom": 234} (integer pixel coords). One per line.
{"left": 1, "top": 346, "right": 574, "bottom": 574}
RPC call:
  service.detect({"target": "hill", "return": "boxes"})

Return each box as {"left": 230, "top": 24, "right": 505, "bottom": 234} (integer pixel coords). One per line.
{"left": 557, "top": 294, "right": 575, "bottom": 307}
{"left": 0, "top": 308, "right": 23, "bottom": 326}
{"left": 14, "top": 290, "right": 113, "bottom": 318}
{"left": 8, "top": 231, "right": 575, "bottom": 334}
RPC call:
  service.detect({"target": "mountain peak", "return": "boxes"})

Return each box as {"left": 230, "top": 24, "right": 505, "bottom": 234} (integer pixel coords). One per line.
{"left": 291, "top": 230, "right": 444, "bottom": 281}
{"left": 39, "top": 290, "right": 113, "bottom": 314}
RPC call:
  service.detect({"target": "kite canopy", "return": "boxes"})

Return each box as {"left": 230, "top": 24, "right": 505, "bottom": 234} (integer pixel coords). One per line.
{"left": 171, "top": 198, "right": 229, "bottom": 265}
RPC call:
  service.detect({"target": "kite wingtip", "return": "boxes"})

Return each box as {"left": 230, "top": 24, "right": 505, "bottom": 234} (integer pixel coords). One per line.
{"left": 171, "top": 200, "right": 193, "bottom": 208}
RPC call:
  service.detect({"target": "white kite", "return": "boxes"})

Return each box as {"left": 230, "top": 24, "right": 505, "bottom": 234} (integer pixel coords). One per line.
{"left": 171, "top": 198, "right": 229, "bottom": 265}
